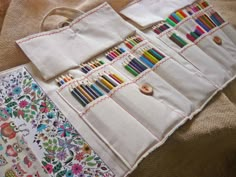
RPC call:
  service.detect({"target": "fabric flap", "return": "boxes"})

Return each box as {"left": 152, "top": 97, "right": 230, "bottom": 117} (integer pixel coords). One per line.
{"left": 120, "top": 0, "right": 196, "bottom": 29}
{"left": 16, "top": 2, "right": 135, "bottom": 80}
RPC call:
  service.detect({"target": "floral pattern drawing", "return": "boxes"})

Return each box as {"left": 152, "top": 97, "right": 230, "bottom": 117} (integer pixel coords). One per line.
{"left": 0, "top": 67, "right": 114, "bottom": 177}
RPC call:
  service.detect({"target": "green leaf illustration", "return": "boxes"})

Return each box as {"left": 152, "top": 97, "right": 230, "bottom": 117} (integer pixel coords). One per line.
{"left": 87, "top": 162, "right": 97, "bottom": 167}
{"left": 56, "top": 170, "right": 67, "bottom": 177}
{"left": 53, "top": 162, "right": 62, "bottom": 173}
{"left": 6, "top": 102, "right": 17, "bottom": 107}
{"left": 42, "top": 161, "right": 47, "bottom": 166}
{"left": 5, "top": 97, "right": 12, "bottom": 103}
{"left": 86, "top": 155, "right": 95, "bottom": 162}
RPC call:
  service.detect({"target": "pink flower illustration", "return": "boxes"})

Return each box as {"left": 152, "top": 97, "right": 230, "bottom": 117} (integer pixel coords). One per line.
{"left": 40, "top": 102, "right": 50, "bottom": 113}
{"left": 75, "top": 152, "right": 84, "bottom": 161}
{"left": 19, "top": 100, "right": 28, "bottom": 108}
{"left": 71, "top": 164, "right": 83, "bottom": 175}
{"left": 44, "top": 164, "right": 53, "bottom": 173}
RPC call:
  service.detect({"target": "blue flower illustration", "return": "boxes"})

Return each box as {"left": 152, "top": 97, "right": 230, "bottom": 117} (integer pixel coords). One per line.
{"left": 13, "top": 87, "right": 22, "bottom": 95}
{"left": 47, "top": 112, "right": 55, "bottom": 119}
{"left": 31, "top": 83, "right": 39, "bottom": 91}
{"left": 66, "top": 170, "right": 74, "bottom": 177}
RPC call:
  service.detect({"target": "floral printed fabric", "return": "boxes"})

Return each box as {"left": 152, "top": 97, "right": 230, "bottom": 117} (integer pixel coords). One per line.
{"left": 0, "top": 67, "right": 114, "bottom": 177}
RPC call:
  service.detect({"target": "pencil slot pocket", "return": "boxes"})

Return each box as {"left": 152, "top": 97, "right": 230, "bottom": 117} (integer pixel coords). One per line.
{"left": 207, "top": 27, "right": 236, "bottom": 60}
{"left": 110, "top": 36, "right": 166, "bottom": 80}
{"left": 180, "top": 44, "right": 232, "bottom": 87}
{"left": 165, "top": 9, "right": 191, "bottom": 29}
{"left": 152, "top": 58, "right": 217, "bottom": 109}
{"left": 196, "top": 35, "right": 236, "bottom": 77}
{"left": 174, "top": 18, "right": 207, "bottom": 43}
{"left": 81, "top": 94, "right": 157, "bottom": 166}
{"left": 58, "top": 77, "right": 107, "bottom": 113}
{"left": 110, "top": 79, "right": 185, "bottom": 139}
{"left": 204, "top": 7, "right": 236, "bottom": 45}
{"left": 159, "top": 30, "right": 191, "bottom": 52}
{"left": 128, "top": 39, "right": 167, "bottom": 68}
{"left": 135, "top": 70, "right": 193, "bottom": 115}
{"left": 191, "top": 10, "right": 236, "bottom": 54}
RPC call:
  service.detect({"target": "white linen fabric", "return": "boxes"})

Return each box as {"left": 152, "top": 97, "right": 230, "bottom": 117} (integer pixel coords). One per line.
{"left": 15, "top": 1, "right": 236, "bottom": 177}
{"left": 121, "top": 0, "right": 236, "bottom": 89}
{"left": 17, "top": 3, "right": 135, "bottom": 80}
{"left": 120, "top": 0, "right": 196, "bottom": 28}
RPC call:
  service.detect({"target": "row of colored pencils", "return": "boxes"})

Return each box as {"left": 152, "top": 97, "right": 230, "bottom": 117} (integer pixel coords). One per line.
{"left": 105, "top": 47, "right": 126, "bottom": 61}
{"left": 56, "top": 74, "right": 74, "bottom": 86}
{"left": 186, "top": 26, "right": 205, "bottom": 42}
{"left": 124, "top": 35, "right": 144, "bottom": 49}
{"left": 70, "top": 81, "right": 104, "bottom": 107}
{"left": 195, "top": 13, "right": 216, "bottom": 32}
{"left": 79, "top": 59, "right": 105, "bottom": 74}
{"left": 168, "top": 32, "right": 188, "bottom": 48}
{"left": 123, "top": 56, "right": 148, "bottom": 77}
{"left": 152, "top": 22, "right": 170, "bottom": 35}
{"left": 186, "top": 0, "right": 209, "bottom": 15}
{"left": 69, "top": 71, "right": 125, "bottom": 107}
{"left": 166, "top": 9, "right": 188, "bottom": 27}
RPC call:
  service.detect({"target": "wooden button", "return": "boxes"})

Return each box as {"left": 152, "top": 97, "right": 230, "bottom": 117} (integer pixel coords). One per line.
{"left": 139, "top": 84, "right": 153, "bottom": 96}
{"left": 213, "top": 36, "right": 222, "bottom": 45}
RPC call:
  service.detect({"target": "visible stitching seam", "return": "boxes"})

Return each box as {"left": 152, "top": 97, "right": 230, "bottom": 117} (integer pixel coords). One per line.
{"left": 17, "top": 3, "right": 107, "bottom": 44}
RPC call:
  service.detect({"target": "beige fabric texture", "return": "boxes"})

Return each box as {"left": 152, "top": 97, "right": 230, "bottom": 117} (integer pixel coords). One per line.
{"left": 0, "top": 0, "right": 235, "bottom": 177}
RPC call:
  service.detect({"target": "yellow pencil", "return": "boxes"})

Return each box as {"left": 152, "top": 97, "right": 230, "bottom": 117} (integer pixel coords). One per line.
{"left": 99, "top": 77, "right": 114, "bottom": 90}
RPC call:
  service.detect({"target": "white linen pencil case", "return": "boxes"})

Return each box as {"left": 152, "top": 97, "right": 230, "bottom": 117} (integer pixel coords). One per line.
{"left": 15, "top": 2, "right": 234, "bottom": 177}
